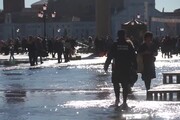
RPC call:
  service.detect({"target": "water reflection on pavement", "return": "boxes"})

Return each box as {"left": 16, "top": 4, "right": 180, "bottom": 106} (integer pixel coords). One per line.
{"left": 0, "top": 54, "right": 180, "bottom": 120}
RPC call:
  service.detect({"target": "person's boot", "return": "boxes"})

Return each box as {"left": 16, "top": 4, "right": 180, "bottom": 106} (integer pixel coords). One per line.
{"left": 115, "top": 99, "right": 120, "bottom": 106}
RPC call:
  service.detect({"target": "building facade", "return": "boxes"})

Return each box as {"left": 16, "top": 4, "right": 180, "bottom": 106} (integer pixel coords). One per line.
{"left": 0, "top": 0, "right": 179, "bottom": 40}
{"left": 112, "top": 0, "right": 163, "bottom": 39}
{"left": 112, "top": 0, "right": 180, "bottom": 39}
{"left": 3, "top": 0, "right": 25, "bottom": 13}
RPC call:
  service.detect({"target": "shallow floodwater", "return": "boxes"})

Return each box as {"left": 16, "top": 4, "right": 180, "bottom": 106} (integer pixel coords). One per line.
{"left": 0, "top": 53, "right": 180, "bottom": 120}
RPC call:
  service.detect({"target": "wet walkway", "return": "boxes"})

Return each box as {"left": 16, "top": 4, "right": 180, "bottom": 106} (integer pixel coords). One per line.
{"left": 0, "top": 53, "right": 180, "bottom": 120}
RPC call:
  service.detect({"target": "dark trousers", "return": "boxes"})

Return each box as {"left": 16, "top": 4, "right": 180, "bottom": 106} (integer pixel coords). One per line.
{"left": 144, "top": 79, "right": 151, "bottom": 91}
{"left": 29, "top": 55, "right": 35, "bottom": 66}
{"left": 113, "top": 82, "right": 129, "bottom": 103}
{"left": 57, "top": 52, "right": 62, "bottom": 63}
{"left": 64, "top": 49, "right": 70, "bottom": 62}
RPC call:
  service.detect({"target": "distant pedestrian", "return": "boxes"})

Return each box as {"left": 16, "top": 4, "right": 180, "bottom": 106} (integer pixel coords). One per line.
{"left": 64, "top": 38, "right": 71, "bottom": 62}
{"left": 54, "top": 38, "right": 64, "bottom": 63}
{"left": 9, "top": 41, "right": 15, "bottom": 62}
{"left": 137, "top": 31, "right": 158, "bottom": 91}
{"left": 21, "top": 37, "right": 28, "bottom": 53}
{"left": 14, "top": 37, "right": 20, "bottom": 54}
{"left": 175, "top": 36, "right": 180, "bottom": 55}
{"left": 104, "top": 30, "right": 137, "bottom": 108}
{"left": 35, "top": 37, "right": 43, "bottom": 64}
{"left": 88, "top": 36, "right": 93, "bottom": 51}
{"left": 27, "top": 36, "right": 36, "bottom": 66}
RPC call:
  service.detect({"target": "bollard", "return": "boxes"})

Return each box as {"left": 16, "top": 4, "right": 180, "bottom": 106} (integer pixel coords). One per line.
{"left": 163, "top": 74, "right": 167, "bottom": 84}
{"left": 154, "top": 93, "right": 158, "bottom": 100}
{"left": 164, "top": 93, "right": 167, "bottom": 101}
{"left": 147, "top": 91, "right": 152, "bottom": 100}
{"left": 177, "top": 92, "right": 180, "bottom": 101}
{"left": 169, "top": 75, "right": 173, "bottom": 84}
{"left": 169, "top": 92, "right": 173, "bottom": 101}
{"left": 177, "top": 75, "right": 180, "bottom": 83}
{"left": 159, "top": 93, "right": 163, "bottom": 101}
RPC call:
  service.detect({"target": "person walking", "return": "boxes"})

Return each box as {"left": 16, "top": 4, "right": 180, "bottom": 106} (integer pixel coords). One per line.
{"left": 35, "top": 37, "right": 44, "bottom": 65}
{"left": 9, "top": 40, "right": 15, "bottom": 62}
{"left": 64, "top": 38, "right": 71, "bottom": 62}
{"left": 137, "top": 31, "right": 158, "bottom": 91}
{"left": 54, "top": 38, "right": 64, "bottom": 63}
{"left": 27, "top": 36, "right": 36, "bottom": 66}
{"left": 104, "top": 30, "right": 137, "bottom": 108}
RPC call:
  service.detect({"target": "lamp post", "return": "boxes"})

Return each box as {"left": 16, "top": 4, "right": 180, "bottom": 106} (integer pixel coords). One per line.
{"left": 16, "top": 28, "right": 20, "bottom": 37}
{"left": 137, "top": 13, "right": 141, "bottom": 19}
{"left": 11, "top": 26, "right": 14, "bottom": 39}
{"left": 51, "top": 11, "right": 56, "bottom": 39}
{"left": 51, "top": 11, "right": 56, "bottom": 58}
{"left": 160, "top": 28, "right": 164, "bottom": 37}
{"left": 38, "top": 4, "right": 56, "bottom": 40}
{"left": 38, "top": 4, "right": 47, "bottom": 40}
{"left": 156, "top": 26, "right": 158, "bottom": 37}
{"left": 57, "top": 28, "right": 61, "bottom": 36}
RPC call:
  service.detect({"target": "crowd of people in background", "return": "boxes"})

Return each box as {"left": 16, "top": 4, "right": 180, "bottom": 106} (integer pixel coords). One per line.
{"left": 0, "top": 34, "right": 180, "bottom": 66}
{"left": 160, "top": 35, "right": 180, "bottom": 58}
{"left": 0, "top": 36, "right": 77, "bottom": 66}
{"left": 0, "top": 35, "right": 114, "bottom": 66}
{"left": 0, "top": 31, "right": 180, "bottom": 108}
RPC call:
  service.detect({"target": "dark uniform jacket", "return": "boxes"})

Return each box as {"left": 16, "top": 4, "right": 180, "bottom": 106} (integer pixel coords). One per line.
{"left": 104, "top": 40, "right": 137, "bottom": 84}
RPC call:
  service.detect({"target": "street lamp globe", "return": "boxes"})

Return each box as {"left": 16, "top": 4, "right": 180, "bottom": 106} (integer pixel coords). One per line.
{"left": 43, "top": 4, "right": 47, "bottom": 11}
{"left": 51, "top": 11, "right": 56, "bottom": 18}
{"left": 160, "top": 28, "right": 164, "bottom": 32}
{"left": 137, "top": 13, "right": 141, "bottom": 19}
{"left": 57, "top": 29, "right": 61, "bottom": 33}
{"left": 38, "top": 11, "right": 43, "bottom": 18}
{"left": 16, "top": 28, "right": 20, "bottom": 33}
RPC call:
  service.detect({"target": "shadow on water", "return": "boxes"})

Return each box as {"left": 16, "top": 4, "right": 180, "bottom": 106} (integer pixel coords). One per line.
{"left": 28, "top": 66, "right": 44, "bottom": 70}
{"left": 107, "top": 104, "right": 135, "bottom": 120}
{"left": 4, "top": 84, "right": 26, "bottom": 104}
{"left": 2, "top": 70, "right": 24, "bottom": 81}
{"left": 4, "top": 90, "right": 26, "bottom": 103}
{"left": 128, "top": 94, "right": 138, "bottom": 100}
{"left": 96, "top": 91, "right": 111, "bottom": 100}
{"left": 1, "top": 84, "right": 27, "bottom": 120}
{"left": 3, "top": 73, "right": 23, "bottom": 76}
{"left": 107, "top": 104, "right": 152, "bottom": 120}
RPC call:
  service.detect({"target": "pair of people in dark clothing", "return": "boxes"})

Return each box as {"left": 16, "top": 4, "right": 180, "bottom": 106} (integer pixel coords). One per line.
{"left": 27, "top": 36, "right": 45, "bottom": 66}
{"left": 64, "top": 39, "right": 71, "bottom": 62}
{"left": 27, "top": 36, "right": 74, "bottom": 65}
{"left": 54, "top": 38, "right": 72, "bottom": 63}
{"left": 104, "top": 30, "right": 157, "bottom": 108}
{"left": 35, "top": 37, "right": 44, "bottom": 64}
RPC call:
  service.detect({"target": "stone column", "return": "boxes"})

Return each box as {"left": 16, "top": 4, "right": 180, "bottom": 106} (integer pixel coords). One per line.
{"left": 95, "top": 0, "right": 111, "bottom": 38}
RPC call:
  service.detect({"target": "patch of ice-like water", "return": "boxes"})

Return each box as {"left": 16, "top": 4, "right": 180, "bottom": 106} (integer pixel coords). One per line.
{"left": 63, "top": 99, "right": 113, "bottom": 109}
